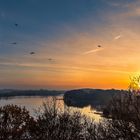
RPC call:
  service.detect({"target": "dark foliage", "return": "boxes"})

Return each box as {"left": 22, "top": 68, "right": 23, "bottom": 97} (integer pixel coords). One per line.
{"left": 0, "top": 93, "right": 140, "bottom": 140}
{"left": 64, "top": 89, "right": 125, "bottom": 108}
{"left": 0, "top": 105, "right": 35, "bottom": 140}
{"left": 103, "top": 92, "right": 140, "bottom": 139}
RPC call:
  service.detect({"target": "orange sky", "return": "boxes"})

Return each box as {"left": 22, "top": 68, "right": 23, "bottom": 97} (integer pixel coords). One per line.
{"left": 0, "top": 0, "right": 140, "bottom": 89}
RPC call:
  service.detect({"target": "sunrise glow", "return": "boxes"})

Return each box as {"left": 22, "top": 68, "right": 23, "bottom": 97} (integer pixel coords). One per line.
{"left": 0, "top": 0, "right": 140, "bottom": 89}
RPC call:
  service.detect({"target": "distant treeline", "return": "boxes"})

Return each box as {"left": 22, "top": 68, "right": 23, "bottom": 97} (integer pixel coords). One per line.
{"left": 0, "top": 89, "right": 64, "bottom": 99}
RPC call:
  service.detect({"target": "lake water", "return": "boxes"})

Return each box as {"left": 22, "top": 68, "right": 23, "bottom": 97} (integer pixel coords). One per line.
{"left": 0, "top": 96, "right": 102, "bottom": 122}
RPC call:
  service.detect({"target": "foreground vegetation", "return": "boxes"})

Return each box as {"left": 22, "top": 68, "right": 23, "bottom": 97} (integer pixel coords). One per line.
{"left": 0, "top": 92, "right": 140, "bottom": 140}
{"left": 0, "top": 76, "right": 140, "bottom": 140}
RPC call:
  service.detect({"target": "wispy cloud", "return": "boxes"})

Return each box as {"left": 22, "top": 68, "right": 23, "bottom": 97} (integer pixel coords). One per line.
{"left": 114, "top": 35, "right": 122, "bottom": 40}
{"left": 113, "top": 1, "right": 140, "bottom": 19}
{"left": 83, "top": 48, "right": 103, "bottom": 55}
{"left": 120, "top": 7, "right": 140, "bottom": 18}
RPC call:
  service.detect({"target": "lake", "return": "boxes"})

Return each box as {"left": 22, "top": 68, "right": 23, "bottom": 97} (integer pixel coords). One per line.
{"left": 0, "top": 96, "right": 102, "bottom": 122}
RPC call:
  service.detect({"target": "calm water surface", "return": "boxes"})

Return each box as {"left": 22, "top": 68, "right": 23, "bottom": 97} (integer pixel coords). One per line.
{"left": 0, "top": 96, "right": 102, "bottom": 122}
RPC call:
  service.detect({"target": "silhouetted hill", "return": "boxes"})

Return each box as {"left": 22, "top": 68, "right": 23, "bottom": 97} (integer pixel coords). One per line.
{"left": 64, "top": 89, "right": 127, "bottom": 109}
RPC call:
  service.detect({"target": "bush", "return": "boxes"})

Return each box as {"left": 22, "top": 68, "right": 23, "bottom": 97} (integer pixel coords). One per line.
{"left": 102, "top": 76, "right": 140, "bottom": 139}
{"left": 0, "top": 93, "right": 140, "bottom": 140}
{"left": 0, "top": 105, "right": 35, "bottom": 140}
{"left": 34, "top": 97, "right": 92, "bottom": 140}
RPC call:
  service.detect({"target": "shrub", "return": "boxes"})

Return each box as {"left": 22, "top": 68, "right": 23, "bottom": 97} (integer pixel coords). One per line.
{"left": 0, "top": 105, "right": 35, "bottom": 140}
{"left": 34, "top": 97, "right": 93, "bottom": 140}
{"left": 0, "top": 90, "right": 140, "bottom": 140}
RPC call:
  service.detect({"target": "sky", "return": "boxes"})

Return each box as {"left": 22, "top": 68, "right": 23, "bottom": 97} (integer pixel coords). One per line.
{"left": 0, "top": 0, "right": 140, "bottom": 89}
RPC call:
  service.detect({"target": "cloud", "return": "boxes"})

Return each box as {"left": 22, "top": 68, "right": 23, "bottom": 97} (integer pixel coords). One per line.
{"left": 120, "top": 7, "right": 140, "bottom": 18}
{"left": 114, "top": 35, "right": 122, "bottom": 40}
{"left": 114, "top": 1, "right": 140, "bottom": 18}
{"left": 83, "top": 48, "right": 103, "bottom": 55}
{"left": 128, "top": 7, "right": 140, "bottom": 17}
{"left": 105, "top": 0, "right": 135, "bottom": 8}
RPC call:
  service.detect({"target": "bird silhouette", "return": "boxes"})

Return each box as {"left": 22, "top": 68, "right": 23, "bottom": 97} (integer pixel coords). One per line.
{"left": 14, "top": 23, "right": 18, "bottom": 27}
{"left": 11, "top": 42, "right": 17, "bottom": 45}
{"left": 97, "top": 45, "right": 102, "bottom": 48}
{"left": 48, "top": 58, "right": 53, "bottom": 61}
{"left": 30, "top": 52, "right": 35, "bottom": 55}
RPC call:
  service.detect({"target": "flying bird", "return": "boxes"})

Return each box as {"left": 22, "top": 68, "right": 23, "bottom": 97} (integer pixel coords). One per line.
{"left": 48, "top": 58, "right": 53, "bottom": 61}
{"left": 10, "top": 42, "right": 17, "bottom": 45}
{"left": 30, "top": 52, "right": 35, "bottom": 55}
{"left": 97, "top": 45, "right": 102, "bottom": 48}
{"left": 14, "top": 23, "right": 18, "bottom": 27}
